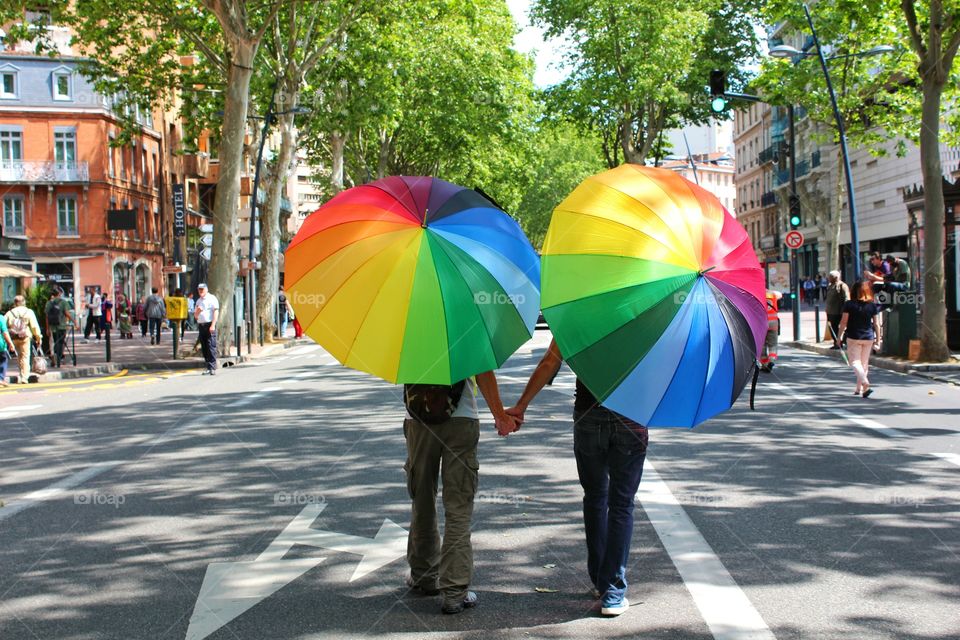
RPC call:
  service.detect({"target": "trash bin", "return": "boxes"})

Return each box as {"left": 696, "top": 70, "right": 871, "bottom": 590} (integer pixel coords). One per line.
{"left": 882, "top": 301, "right": 918, "bottom": 357}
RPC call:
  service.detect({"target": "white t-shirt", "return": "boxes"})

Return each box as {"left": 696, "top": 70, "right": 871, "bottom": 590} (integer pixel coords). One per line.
{"left": 195, "top": 292, "right": 220, "bottom": 324}
{"left": 405, "top": 377, "right": 479, "bottom": 421}
{"left": 89, "top": 293, "right": 102, "bottom": 316}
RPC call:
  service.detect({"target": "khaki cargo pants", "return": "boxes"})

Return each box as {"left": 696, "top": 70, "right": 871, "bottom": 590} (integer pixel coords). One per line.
{"left": 403, "top": 416, "right": 480, "bottom": 603}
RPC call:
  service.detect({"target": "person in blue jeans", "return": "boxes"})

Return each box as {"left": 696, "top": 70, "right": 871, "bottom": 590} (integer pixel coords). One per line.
{"left": 507, "top": 338, "right": 648, "bottom": 616}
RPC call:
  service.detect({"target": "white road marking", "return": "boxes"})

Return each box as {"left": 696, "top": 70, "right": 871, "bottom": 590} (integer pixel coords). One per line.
{"left": 185, "top": 502, "right": 407, "bottom": 640}
{"left": 229, "top": 387, "right": 280, "bottom": 408}
{"left": 0, "top": 460, "right": 123, "bottom": 523}
{"left": 640, "top": 461, "right": 776, "bottom": 640}
{"left": 768, "top": 382, "right": 907, "bottom": 438}
{"left": 0, "top": 403, "right": 43, "bottom": 417}
{"left": 932, "top": 452, "right": 960, "bottom": 468}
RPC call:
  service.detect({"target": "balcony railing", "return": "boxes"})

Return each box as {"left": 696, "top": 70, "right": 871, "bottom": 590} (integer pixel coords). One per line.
{"left": 0, "top": 161, "right": 90, "bottom": 183}
{"left": 761, "top": 191, "right": 779, "bottom": 207}
{"left": 758, "top": 145, "right": 776, "bottom": 164}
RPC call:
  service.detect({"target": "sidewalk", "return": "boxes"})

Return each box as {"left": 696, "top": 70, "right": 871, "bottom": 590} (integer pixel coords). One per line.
{"left": 781, "top": 306, "right": 960, "bottom": 385}
{"left": 9, "top": 326, "right": 307, "bottom": 383}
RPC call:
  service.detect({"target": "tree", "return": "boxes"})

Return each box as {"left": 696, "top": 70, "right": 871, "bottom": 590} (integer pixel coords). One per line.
{"left": 253, "top": 1, "right": 363, "bottom": 341}
{"left": 532, "top": 0, "right": 759, "bottom": 167}
{"left": 901, "top": 0, "right": 960, "bottom": 361}
{"left": 59, "top": 0, "right": 283, "bottom": 349}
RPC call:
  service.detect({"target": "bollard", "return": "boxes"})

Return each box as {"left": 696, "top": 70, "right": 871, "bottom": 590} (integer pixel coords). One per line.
{"left": 172, "top": 320, "right": 180, "bottom": 360}
{"left": 815, "top": 304, "right": 821, "bottom": 343}
{"left": 105, "top": 326, "right": 111, "bottom": 362}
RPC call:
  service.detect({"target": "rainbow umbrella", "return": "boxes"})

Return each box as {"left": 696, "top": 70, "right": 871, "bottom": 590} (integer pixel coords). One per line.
{"left": 284, "top": 176, "right": 540, "bottom": 384}
{"left": 541, "top": 164, "right": 766, "bottom": 427}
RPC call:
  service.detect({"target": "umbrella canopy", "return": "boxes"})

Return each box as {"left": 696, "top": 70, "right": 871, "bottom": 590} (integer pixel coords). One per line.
{"left": 541, "top": 164, "right": 766, "bottom": 427}
{"left": 285, "top": 176, "right": 540, "bottom": 384}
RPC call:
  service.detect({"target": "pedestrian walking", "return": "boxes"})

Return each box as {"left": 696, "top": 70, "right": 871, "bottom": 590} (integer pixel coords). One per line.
{"left": 44, "top": 286, "right": 78, "bottom": 368}
{"left": 835, "top": 280, "right": 881, "bottom": 398}
{"left": 194, "top": 283, "right": 219, "bottom": 375}
{"left": 402, "top": 373, "right": 517, "bottom": 614}
{"left": 761, "top": 289, "right": 782, "bottom": 372}
{"left": 186, "top": 292, "right": 196, "bottom": 331}
{"left": 819, "top": 273, "right": 827, "bottom": 301}
{"left": 505, "top": 338, "right": 646, "bottom": 617}
{"left": 116, "top": 293, "right": 134, "bottom": 338}
{"left": 0, "top": 313, "right": 16, "bottom": 386}
{"left": 813, "top": 274, "right": 822, "bottom": 302}
{"left": 82, "top": 288, "right": 102, "bottom": 342}
{"left": 135, "top": 296, "right": 148, "bottom": 337}
{"left": 100, "top": 293, "right": 113, "bottom": 333}
{"left": 144, "top": 287, "right": 166, "bottom": 345}
{"left": 825, "top": 270, "right": 850, "bottom": 347}
{"left": 277, "top": 285, "right": 292, "bottom": 338}
{"left": 802, "top": 276, "right": 815, "bottom": 305}
{"left": 4, "top": 295, "right": 43, "bottom": 384}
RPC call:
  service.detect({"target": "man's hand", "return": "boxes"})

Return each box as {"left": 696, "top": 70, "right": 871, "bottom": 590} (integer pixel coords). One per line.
{"left": 494, "top": 412, "right": 520, "bottom": 437}
{"left": 505, "top": 404, "right": 525, "bottom": 425}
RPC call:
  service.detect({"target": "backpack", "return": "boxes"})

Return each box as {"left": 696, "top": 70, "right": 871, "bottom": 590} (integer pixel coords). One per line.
{"left": 46, "top": 300, "right": 64, "bottom": 328}
{"left": 8, "top": 313, "right": 28, "bottom": 340}
{"left": 404, "top": 381, "right": 467, "bottom": 425}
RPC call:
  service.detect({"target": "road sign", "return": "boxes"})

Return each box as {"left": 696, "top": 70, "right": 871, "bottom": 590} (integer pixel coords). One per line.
{"left": 200, "top": 234, "right": 214, "bottom": 247}
{"left": 200, "top": 247, "right": 212, "bottom": 261}
{"left": 785, "top": 230, "right": 804, "bottom": 249}
{"left": 161, "top": 264, "right": 186, "bottom": 274}
{"left": 199, "top": 223, "right": 214, "bottom": 233}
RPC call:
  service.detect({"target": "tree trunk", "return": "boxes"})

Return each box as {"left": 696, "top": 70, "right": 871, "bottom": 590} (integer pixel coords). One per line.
{"left": 618, "top": 119, "right": 641, "bottom": 165}
{"left": 330, "top": 131, "right": 345, "bottom": 192}
{"left": 828, "top": 147, "right": 844, "bottom": 273}
{"left": 256, "top": 111, "right": 297, "bottom": 341}
{"left": 918, "top": 78, "right": 951, "bottom": 361}
{"left": 377, "top": 129, "right": 391, "bottom": 178}
{"left": 208, "top": 41, "right": 257, "bottom": 349}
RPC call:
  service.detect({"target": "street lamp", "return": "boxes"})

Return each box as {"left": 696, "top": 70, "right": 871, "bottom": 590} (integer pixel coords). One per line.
{"left": 768, "top": 4, "right": 893, "bottom": 282}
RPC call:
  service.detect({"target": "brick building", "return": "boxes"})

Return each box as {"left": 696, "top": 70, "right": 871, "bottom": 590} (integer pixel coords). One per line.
{"left": 0, "top": 53, "right": 164, "bottom": 308}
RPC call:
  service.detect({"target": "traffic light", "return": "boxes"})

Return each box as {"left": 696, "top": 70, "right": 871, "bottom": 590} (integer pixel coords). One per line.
{"left": 788, "top": 194, "right": 802, "bottom": 228}
{"left": 709, "top": 69, "right": 727, "bottom": 113}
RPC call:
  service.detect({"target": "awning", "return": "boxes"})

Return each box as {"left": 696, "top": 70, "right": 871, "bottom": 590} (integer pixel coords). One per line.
{"left": 0, "top": 263, "right": 41, "bottom": 278}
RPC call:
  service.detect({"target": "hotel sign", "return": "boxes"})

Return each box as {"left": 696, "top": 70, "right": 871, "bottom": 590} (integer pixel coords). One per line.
{"left": 173, "top": 183, "right": 186, "bottom": 238}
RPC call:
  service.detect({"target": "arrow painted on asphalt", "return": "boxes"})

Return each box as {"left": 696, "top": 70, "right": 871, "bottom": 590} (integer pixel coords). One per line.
{"left": 185, "top": 502, "right": 408, "bottom": 640}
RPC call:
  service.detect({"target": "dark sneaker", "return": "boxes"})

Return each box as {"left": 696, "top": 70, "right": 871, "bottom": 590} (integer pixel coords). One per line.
{"left": 601, "top": 596, "right": 629, "bottom": 616}
{"left": 405, "top": 573, "right": 439, "bottom": 596}
{"left": 441, "top": 591, "right": 478, "bottom": 614}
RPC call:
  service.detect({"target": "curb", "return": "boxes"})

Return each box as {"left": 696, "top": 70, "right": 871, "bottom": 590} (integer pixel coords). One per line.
{"left": 16, "top": 337, "right": 310, "bottom": 384}
{"left": 787, "top": 340, "right": 960, "bottom": 386}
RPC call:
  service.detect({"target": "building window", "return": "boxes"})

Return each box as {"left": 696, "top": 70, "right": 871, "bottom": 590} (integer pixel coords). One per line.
{"left": 52, "top": 70, "right": 72, "bottom": 100}
{"left": 3, "top": 196, "right": 24, "bottom": 234}
{"left": 54, "top": 129, "right": 77, "bottom": 168}
{"left": 57, "top": 196, "right": 78, "bottom": 235}
{"left": 0, "top": 129, "right": 23, "bottom": 167}
{"left": 107, "top": 135, "right": 115, "bottom": 178}
{"left": 0, "top": 69, "right": 17, "bottom": 99}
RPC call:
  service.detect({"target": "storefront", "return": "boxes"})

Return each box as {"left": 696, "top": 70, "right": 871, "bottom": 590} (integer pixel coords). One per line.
{"left": 0, "top": 236, "right": 36, "bottom": 304}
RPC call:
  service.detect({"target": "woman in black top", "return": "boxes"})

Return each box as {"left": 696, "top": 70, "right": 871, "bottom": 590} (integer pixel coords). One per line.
{"left": 835, "top": 280, "right": 881, "bottom": 397}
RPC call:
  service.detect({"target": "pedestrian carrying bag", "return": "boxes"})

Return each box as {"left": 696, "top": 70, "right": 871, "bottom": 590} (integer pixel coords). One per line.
{"left": 46, "top": 300, "right": 64, "bottom": 327}
{"left": 31, "top": 344, "right": 47, "bottom": 376}
{"left": 404, "top": 381, "right": 467, "bottom": 425}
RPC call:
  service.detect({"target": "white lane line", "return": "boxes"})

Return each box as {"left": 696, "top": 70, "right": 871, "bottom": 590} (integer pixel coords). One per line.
{"left": 932, "top": 452, "right": 960, "bottom": 468}
{"left": 0, "top": 460, "right": 123, "bottom": 523}
{"left": 768, "top": 382, "right": 907, "bottom": 438}
{"left": 0, "top": 403, "right": 43, "bottom": 416}
{"left": 640, "top": 461, "right": 776, "bottom": 640}
{"left": 229, "top": 387, "right": 280, "bottom": 408}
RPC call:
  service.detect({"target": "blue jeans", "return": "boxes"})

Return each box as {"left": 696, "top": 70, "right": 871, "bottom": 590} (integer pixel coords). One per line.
{"left": 148, "top": 317, "right": 163, "bottom": 343}
{"left": 573, "top": 408, "right": 648, "bottom": 606}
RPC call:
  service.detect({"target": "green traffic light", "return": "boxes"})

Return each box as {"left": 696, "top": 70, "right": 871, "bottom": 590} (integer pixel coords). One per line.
{"left": 790, "top": 215, "right": 801, "bottom": 226}
{"left": 791, "top": 292, "right": 797, "bottom": 299}
{"left": 711, "top": 96, "right": 727, "bottom": 113}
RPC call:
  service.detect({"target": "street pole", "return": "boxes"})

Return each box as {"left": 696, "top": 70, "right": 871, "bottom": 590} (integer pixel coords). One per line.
{"left": 249, "top": 82, "right": 277, "bottom": 347}
{"left": 789, "top": 105, "right": 800, "bottom": 341}
{"left": 803, "top": 3, "right": 862, "bottom": 280}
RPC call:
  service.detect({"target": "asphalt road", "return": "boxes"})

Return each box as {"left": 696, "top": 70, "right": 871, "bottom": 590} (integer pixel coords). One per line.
{"left": 1, "top": 333, "right": 958, "bottom": 640}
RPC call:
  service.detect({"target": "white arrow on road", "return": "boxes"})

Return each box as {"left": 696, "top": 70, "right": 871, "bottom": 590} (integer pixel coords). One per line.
{"left": 185, "top": 502, "right": 408, "bottom": 640}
